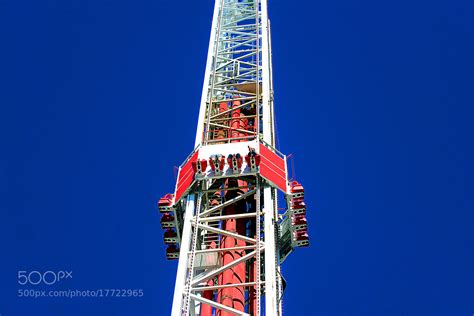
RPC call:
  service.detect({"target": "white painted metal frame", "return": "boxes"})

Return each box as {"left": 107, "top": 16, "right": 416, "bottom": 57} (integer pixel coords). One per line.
{"left": 201, "top": 0, "right": 261, "bottom": 145}
{"left": 172, "top": 195, "right": 196, "bottom": 315}
{"left": 177, "top": 176, "right": 266, "bottom": 315}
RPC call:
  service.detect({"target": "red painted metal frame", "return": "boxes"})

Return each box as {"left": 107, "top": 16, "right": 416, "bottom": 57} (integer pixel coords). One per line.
{"left": 175, "top": 150, "right": 199, "bottom": 201}
{"left": 258, "top": 143, "right": 287, "bottom": 192}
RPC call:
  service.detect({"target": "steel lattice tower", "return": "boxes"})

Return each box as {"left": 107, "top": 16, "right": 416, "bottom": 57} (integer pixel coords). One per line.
{"left": 157, "top": 1, "right": 309, "bottom": 315}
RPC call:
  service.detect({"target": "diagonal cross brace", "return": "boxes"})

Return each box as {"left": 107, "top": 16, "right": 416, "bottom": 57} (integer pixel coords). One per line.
{"left": 189, "top": 294, "right": 250, "bottom": 316}
{"left": 198, "top": 189, "right": 256, "bottom": 218}
{"left": 196, "top": 223, "right": 256, "bottom": 244}
{"left": 190, "top": 246, "right": 264, "bottom": 287}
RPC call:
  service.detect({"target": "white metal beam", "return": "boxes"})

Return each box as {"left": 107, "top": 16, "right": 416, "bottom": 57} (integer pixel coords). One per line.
{"left": 263, "top": 187, "right": 279, "bottom": 315}
{"left": 192, "top": 281, "right": 261, "bottom": 292}
{"left": 192, "top": 245, "right": 256, "bottom": 254}
{"left": 261, "top": 0, "right": 272, "bottom": 145}
{"left": 199, "top": 212, "right": 257, "bottom": 222}
{"left": 171, "top": 195, "right": 195, "bottom": 316}
{"left": 194, "top": 0, "right": 220, "bottom": 147}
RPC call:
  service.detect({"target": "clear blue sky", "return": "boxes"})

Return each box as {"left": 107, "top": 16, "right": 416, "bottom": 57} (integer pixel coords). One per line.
{"left": 1, "top": 0, "right": 472, "bottom": 315}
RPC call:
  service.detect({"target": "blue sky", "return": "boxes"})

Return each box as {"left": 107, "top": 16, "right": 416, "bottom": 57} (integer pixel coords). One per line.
{"left": 1, "top": 0, "right": 472, "bottom": 315}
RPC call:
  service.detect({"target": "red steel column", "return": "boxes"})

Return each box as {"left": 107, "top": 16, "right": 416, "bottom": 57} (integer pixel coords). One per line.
{"left": 217, "top": 100, "right": 247, "bottom": 315}
{"left": 214, "top": 102, "right": 228, "bottom": 143}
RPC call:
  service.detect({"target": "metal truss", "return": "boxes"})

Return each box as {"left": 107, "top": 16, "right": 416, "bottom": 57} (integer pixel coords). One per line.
{"left": 172, "top": 0, "right": 283, "bottom": 315}
{"left": 160, "top": 0, "right": 311, "bottom": 314}
{"left": 202, "top": 0, "right": 262, "bottom": 145}
{"left": 175, "top": 177, "right": 265, "bottom": 316}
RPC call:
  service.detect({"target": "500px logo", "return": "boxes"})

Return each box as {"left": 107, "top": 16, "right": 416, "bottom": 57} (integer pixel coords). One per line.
{"left": 18, "top": 271, "right": 73, "bottom": 286}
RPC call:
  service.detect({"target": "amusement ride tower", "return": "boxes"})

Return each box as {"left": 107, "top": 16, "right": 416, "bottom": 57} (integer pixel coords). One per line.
{"left": 157, "top": 1, "right": 310, "bottom": 315}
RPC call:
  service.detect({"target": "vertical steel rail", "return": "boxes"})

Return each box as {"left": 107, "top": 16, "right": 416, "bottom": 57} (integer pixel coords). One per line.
{"left": 195, "top": 0, "right": 220, "bottom": 147}
{"left": 172, "top": 195, "right": 196, "bottom": 316}
{"left": 204, "top": 0, "right": 225, "bottom": 145}
{"left": 183, "top": 192, "right": 203, "bottom": 315}
{"left": 255, "top": 0, "right": 260, "bottom": 141}
{"left": 255, "top": 178, "right": 262, "bottom": 315}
